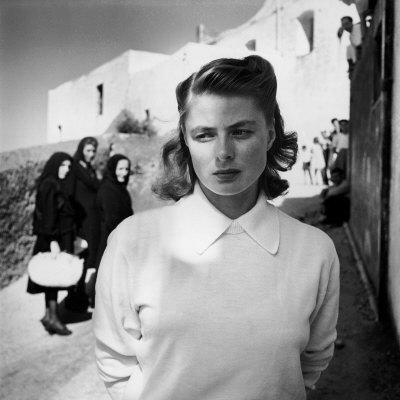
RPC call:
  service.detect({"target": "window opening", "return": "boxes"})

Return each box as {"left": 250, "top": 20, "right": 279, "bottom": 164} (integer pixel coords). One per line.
{"left": 245, "top": 39, "right": 257, "bottom": 51}
{"left": 97, "top": 84, "right": 104, "bottom": 115}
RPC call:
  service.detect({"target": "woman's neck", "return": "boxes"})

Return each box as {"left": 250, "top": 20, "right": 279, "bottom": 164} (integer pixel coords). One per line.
{"left": 199, "top": 182, "right": 259, "bottom": 220}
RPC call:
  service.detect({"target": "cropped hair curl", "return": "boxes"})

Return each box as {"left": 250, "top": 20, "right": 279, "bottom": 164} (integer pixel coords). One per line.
{"left": 152, "top": 55, "right": 297, "bottom": 201}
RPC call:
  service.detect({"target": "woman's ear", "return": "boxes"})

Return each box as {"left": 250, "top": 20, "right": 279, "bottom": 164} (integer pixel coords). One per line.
{"left": 267, "top": 127, "right": 276, "bottom": 151}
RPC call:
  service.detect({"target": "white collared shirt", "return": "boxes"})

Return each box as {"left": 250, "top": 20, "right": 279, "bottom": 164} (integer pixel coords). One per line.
{"left": 93, "top": 184, "right": 339, "bottom": 400}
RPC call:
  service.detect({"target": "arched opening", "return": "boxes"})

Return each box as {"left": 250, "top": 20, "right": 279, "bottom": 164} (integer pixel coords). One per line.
{"left": 295, "top": 10, "right": 314, "bottom": 56}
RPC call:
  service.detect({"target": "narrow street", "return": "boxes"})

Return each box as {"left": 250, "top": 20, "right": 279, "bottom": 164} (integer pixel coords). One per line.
{"left": 1, "top": 182, "right": 400, "bottom": 399}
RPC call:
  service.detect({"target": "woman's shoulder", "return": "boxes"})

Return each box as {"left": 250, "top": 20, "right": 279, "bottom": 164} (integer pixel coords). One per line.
{"left": 38, "top": 176, "right": 58, "bottom": 192}
{"left": 276, "top": 207, "right": 336, "bottom": 251}
{"left": 111, "top": 202, "right": 176, "bottom": 241}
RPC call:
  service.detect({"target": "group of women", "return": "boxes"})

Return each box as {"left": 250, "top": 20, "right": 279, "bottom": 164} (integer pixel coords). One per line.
{"left": 27, "top": 137, "right": 133, "bottom": 336}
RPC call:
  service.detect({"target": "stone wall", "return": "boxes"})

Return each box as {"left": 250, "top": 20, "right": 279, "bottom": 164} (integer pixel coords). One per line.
{"left": 213, "top": 0, "right": 357, "bottom": 141}
{"left": 47, "top": 49, "right": 167, "bottom": 143}
{"left": 0, "top": 133, "right": 168, "bottom": 289}
{"left": 389, "top": 0, "right": 400, "bottom": 343}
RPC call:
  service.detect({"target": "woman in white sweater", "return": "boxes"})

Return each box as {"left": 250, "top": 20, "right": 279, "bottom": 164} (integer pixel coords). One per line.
{"left": 93, "top": 55, "right": 340, "bottom": 400}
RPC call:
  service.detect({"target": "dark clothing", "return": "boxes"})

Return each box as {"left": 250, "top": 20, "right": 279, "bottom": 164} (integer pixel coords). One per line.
{"left": 27, "top": 173, "right": 75, "bottom": 294}
{"left": 96, "top": 178, "right": 133, "bottom": 266}
{"left": 323, "top": 195, "right": 350, "bottom": 224}
{"left": 96, "top": 156, "right": 133, "bottom": 267}
{"left": 63, "top": 138, "right": 99, "bottom": 312}
{"left": 67, "top": 160, "right": 100, "bottom": 269}
{"left": 332, "top": 149, "right": 348, "bottom": 175}
{"left": 32, "top": 178, "right": 75, "bottom": 238}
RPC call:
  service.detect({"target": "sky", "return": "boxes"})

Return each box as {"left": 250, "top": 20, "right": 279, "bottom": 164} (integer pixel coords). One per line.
{"left": 0, "top": 0, "right": 265, "bottom": 152}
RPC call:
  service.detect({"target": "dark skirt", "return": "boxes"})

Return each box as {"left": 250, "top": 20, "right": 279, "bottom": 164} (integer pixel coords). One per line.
{"left": 27, "top": 232, "right": 74, "bottom": 294}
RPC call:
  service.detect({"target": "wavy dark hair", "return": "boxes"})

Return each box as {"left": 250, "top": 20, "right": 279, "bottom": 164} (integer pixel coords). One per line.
{"left": 73, "top": 136, "right": 98, "bottom": 163}
{"left": 152, "top": 55, "right": 297, "bottom": 201}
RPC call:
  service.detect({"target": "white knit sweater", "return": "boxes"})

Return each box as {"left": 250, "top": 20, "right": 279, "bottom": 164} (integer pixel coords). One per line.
{"left": 93, "top": 184, "right": 340, "bottom": 400}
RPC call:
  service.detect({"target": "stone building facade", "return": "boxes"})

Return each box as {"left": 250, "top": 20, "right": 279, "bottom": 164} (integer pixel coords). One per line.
{"left": 47, "top": 50, "right": 167, "bottom": 143}
{"left": 208, "top": 0, "right": 358, "bottom": 141}
{"left": 47, "top": 0, "right": 358, "bottom": 144}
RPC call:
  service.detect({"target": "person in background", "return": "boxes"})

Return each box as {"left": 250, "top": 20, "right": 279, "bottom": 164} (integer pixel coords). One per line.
{"left": 319, "top": 167, "right": 350, "bottom": 226}
{"left": 319, "top": 130, "right": 332, "bottom": 185}
{"left": 331, "top": 119, "right": 350, "bottom": 175}
{"left": 27, "top": 152, "right": 75, "bottom": 336}
{"left": 64, "top": 136, "right": 100, "bottom": 313}
{"left": 337, "top": 16, "right": 363, "bottom": 78}
{"left": 311, "top": 137, "right": 326, "bottom": 186}
{"left": 329, "top": 118, "right": 340, "bottom": 169}
{"left": 299, "top": 145, "right": 313, "bottom": 185}
{"left": 93, "top": 55, "right": 339, "bottom": 400}
{"left": 91, "top": 154, "right": 134, "bottom": 305}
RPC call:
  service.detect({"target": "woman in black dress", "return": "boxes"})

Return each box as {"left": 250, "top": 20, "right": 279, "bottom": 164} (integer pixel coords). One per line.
{"left": 27, "top": 152, "right": 75, "bottom": 336}
{"left": 96, "top": 154, "right": 134, "bottom": 266}
{"left": 65, "top": 137, "right": 100, "bottom": 312}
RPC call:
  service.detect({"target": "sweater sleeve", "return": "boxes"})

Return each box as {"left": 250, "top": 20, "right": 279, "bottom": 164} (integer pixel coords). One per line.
{"left": 93, "top": 226, "right": 141, "bottom": 400}
{"left": 301, "top": 246, "right": 340, "bottom": 389}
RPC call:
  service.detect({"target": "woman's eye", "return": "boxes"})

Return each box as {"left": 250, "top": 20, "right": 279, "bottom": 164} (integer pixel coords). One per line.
{"left": 232, "top": 129, "right": 252, "bottom": 138}
{"left": 195, "top": 133, "right": 214, "bottom": 141}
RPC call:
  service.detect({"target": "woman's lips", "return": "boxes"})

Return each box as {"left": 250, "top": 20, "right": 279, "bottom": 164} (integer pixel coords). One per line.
{"left": 213, "top": 169, "right": 241, "bottom": 181}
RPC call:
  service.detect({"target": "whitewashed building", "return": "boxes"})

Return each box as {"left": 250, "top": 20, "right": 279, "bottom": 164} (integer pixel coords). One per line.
{"left": 47, "top": 0, "right": 358, "bottom": 144}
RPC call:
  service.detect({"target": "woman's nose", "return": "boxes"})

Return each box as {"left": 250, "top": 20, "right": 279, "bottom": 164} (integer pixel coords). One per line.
{"left": 216, "top": 137, "right": 234, "bottom": 161}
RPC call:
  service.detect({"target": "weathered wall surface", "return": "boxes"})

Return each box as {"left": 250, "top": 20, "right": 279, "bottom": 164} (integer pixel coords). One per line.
{"left": 389, "top": 0, "right": 400, "bottom": 342}
{"left": 126, "top": 42, "right": 252, "bottom": 135}
{"left": 46, "top": 0, "right": 357, "bottom": 146}
{"left": 0, "top": 134, "right": 167, "bottom": 289}
{"left": 213, "top": 0, "right": 355, "bottom": 142}
{"left": 47, "top": 50, "right": 167, "bottom": 143}
{"left": 349, "top": 39, "right": 383, "bottom": 291}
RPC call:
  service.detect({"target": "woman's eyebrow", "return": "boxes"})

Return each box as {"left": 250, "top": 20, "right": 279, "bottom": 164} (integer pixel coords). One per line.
{"left": 190, "top": 126, "right": 215, "bottom": 135}
{"left": 228, "top": 120, "right": 257, "bottom": 129}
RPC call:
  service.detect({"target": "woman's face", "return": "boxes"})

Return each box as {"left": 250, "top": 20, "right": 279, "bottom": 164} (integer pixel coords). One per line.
{"left": 58, "top": 160, "right": 71, "bottom": 180}
{"left": 82, "top": 144, "right": 96, "bottom": 163}
{"left": 115, "top": 159, "right": 130, "bottom": 183}
{"left": 184, "top": 94, "right": 275, "bottom": 199}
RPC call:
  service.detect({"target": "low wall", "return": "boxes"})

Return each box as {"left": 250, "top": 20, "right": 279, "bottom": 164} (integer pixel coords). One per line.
{"left": 0, "top": 133, "right": 168, "bottom": 289}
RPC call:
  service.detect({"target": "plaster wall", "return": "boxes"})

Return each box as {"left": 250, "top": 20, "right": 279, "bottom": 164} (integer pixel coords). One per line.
{"left": 388, "top": 0, "right": 400, "bottom": 342}
{"left": 213, "top": 0, "right": 356, "bottom": 142}
{"left": 47, "top": 50, "right": 166, "bottom": 143}
{"left": 125, "top": 43, "right": 252, "bottom": 134}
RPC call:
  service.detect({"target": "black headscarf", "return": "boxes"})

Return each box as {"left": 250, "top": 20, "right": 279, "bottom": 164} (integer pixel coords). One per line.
{"left": 103, "top": 154, "right": 131, "bottom": 186}
{"left": 33, "top": 152, "right": 74, "bottom": 236}
{"left": 73, "top": 137, "right": 98, "bottom": 164}
{"left": 38, "top": 152, "right": 72, "bottom": 185}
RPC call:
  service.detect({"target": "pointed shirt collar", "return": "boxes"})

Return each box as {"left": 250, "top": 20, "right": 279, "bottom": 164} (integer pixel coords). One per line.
{"left": 176, "top": 183, "right": 280, "bottom": 255}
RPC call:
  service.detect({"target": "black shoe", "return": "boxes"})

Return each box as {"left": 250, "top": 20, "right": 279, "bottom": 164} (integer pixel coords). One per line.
{"left": 40, "top": 317, "right": 50, "bottom": 330}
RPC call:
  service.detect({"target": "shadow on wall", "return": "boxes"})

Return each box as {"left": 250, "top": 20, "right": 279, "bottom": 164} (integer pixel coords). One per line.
{"left": 0, "top": 133, "right": 169, "bottom": 289}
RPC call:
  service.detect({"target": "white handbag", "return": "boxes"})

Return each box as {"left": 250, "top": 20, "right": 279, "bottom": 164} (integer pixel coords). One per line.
{"left": 28, "top": 251, "right": 84, "bottom": 288}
